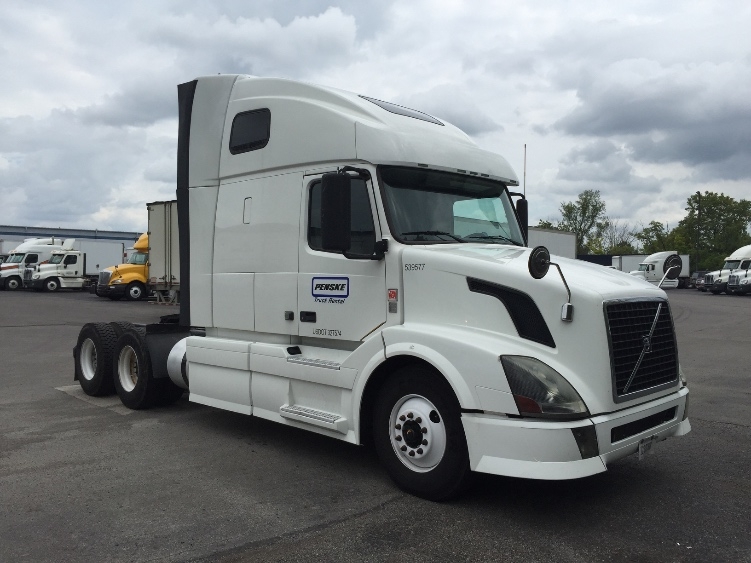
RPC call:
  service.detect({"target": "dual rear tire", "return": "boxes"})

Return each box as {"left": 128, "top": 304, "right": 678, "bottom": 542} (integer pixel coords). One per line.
{"left": 76, "top": 323, "right": 184, "bottom": 408}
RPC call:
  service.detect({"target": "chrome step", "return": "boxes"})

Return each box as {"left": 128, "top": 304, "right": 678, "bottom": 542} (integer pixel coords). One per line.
{"left": 286, "top": 356, "right": 341, "bottom": 370}
{"left": 279, "top": 404, "right": 347, "bottom": 433}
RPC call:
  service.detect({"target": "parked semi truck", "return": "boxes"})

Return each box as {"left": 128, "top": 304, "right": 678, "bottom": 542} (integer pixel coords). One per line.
{"left": 703, "top": 245, "right": 751, "bottom": 294}
{"left": 96, "top": 201, "right": 179, "bottom": 302}
{"left": 24, "top": 239, "right": 125, "bottom": 292}
{"left": 1, "top": 238, "right": 66, "bottom": 290}
{"left": 73, "top": 75, "right": 690, "bottom": 500}
{"left": 627, "top": 251, "right": 688, "bottom": 289}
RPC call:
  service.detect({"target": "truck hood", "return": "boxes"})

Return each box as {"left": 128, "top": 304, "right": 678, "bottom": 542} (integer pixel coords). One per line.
{"left": 400, "top": 244, "right": 676, "bottom": 415}
{"left": 404, "top": 244, "right": 662, "bottom": 301}
{"left": 104, "top": 264, "right": 145, "bottom": 279}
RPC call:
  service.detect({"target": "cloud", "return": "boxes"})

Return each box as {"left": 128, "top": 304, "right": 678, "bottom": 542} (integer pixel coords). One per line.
{"left": 398, "top": 84, "right": 502, "bottom": 135}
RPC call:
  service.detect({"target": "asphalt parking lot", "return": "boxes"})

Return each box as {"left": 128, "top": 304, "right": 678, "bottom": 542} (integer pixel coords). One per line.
{"left": 0, "top": 289, "right": 749, "bottom": 562}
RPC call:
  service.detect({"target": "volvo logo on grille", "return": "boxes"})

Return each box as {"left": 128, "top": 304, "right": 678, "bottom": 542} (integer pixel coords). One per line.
{"left": 623, "top": 303, "right": 663, "bottom": 394}
{"left": 641, "top": 335, "right": 653, "bottom": 353}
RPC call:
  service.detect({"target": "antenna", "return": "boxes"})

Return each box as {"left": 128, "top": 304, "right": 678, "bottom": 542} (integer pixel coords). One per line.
{"left": 523, "top": 144, "right": 527, "bottom": 197}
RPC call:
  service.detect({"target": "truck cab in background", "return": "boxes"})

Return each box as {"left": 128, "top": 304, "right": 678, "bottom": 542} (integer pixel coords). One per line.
{"left": 96, "top": 233, "right": 150, "bottom": 301}
{"left": 0, "top": 238, "right": 66, "bottom": 290}
{"left": 73, "top": 75, "right": 690, "bottom": 500}
{"left": 703, "top": 245, "right": 751, "bottom": 294}
{"left": 25, "top": 241, "right": 87, "bottom": 292}
{"left": 628, "top": 251, "right": 687, "bottom": 289}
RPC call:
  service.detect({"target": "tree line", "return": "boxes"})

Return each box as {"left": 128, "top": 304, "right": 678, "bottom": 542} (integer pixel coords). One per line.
{"left": 537, "top": 190, "right": 751, "bottom": 270}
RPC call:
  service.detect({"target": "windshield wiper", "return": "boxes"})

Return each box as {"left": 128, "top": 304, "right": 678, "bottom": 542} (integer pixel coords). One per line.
{"left": 402, "top": 230, "right": 465, "bottom": 242}
{"left": 463, "top": 234, "right": 523, "bottom": 246}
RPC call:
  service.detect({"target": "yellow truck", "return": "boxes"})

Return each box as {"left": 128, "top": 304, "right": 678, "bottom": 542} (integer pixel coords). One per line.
{"left": 96, "top": 233, "right": 150, "bottom": 300}
{"left": 95, "top": 200, "right": 180, "bottom": 301}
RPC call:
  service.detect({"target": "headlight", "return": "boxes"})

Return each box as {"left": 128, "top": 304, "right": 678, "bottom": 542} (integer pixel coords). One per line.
{"left": 741, "top": 278, "right": 750, "bottom": 285}
{"left": 32, "top": 274, "right": 40, "bottom": 280}
{"left": 501, "top": 356, "right": 589, "bottom": 419}
{"left": 112, "top": 279, "right": 123, "bottom": 284}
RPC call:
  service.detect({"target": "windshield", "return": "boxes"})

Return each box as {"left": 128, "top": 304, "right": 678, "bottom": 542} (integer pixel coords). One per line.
{"left": 379, "top": 166, "right": 524, "bottom": 245}
{"left": 128, "top": 252, "right": 148, "bottom": 265}
{"left": 722, "top": 260, "right": 741, "bottom": 270}
{"left": 50, "top": 255, "right": 64, "bottom": 264}
{"left": 6, "top": 254, "right": 24, "bottom": 263}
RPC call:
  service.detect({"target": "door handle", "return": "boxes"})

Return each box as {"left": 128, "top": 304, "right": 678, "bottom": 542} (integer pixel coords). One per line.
{"left": 300, "top": 311, "right": 317, "bottom": 323}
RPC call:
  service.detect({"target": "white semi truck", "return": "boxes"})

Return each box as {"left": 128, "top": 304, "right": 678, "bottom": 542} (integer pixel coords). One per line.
{"left": 24, "top": 239, "right": 126, "bottom": 292}
{"left": 627, "top": 251, "right": 688, "bottom": 289}
{"left": 703, "top": 245, "right": 751, "bottom": 294}
{"left": 72, "top": 75, "right": 690, "bottom": 500}
{"left": 1, "top": 238, "right": 66, "bottom": 290}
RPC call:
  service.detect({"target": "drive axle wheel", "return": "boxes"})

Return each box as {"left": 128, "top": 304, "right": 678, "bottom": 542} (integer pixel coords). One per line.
{"left": 76, "top": 323, "right": 117, "bottom": 396}
{"left": 373, "top": 365, "right": 471, "bottom": 501}
{"left": 113, "top": 328, "right": 159, "bottom": 409}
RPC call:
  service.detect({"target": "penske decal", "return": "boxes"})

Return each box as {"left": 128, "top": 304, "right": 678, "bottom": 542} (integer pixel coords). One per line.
{"left": 312, "top": 277, "right": 349, "bottom": 299}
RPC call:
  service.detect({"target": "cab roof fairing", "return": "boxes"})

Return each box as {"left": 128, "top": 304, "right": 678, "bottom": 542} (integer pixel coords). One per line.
{"left": 222, "top": 75, "right": 519, "bottom": 185}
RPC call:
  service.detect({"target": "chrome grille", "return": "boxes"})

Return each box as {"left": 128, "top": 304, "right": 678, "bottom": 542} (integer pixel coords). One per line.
{"left": 605, "top": 299, "right": 678, "bottom": 402}
{"left": 704, "top": 274, "right": 714, "bottom": 285}
{"left": 23, "top": 268, "right": 33, "bottom": 281}
{"left": 98, "top": 271, "right": 111, "bottom": 285}
{"left": 728, "top": 274, "right": 739, "bottom": 286}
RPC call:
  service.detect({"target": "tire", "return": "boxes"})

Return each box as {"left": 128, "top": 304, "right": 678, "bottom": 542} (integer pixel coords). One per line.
{"left": 76, "top": 323, "right": 117, "bottom": 396}
{"left": 44, "top": 277, "right": 60, "bottom": 292}
{"left": 113, "top": 327, "right": 161, "bottom": 409}
{"left": 373, "top": 365, "right": 471, "bottom": 501}
{"left": 109, "top": 321, "right": 136, "bottom": 338}
{"left": 125, "top": 281, "right": 147, "bottom": 301}
{"left": 5, "top": 276, "right": 22, "bottom": 291}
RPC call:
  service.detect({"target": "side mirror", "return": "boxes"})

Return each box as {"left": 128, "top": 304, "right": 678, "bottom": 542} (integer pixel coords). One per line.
{"left": 320, "top": 172, "right": 352, "bottom": 253}
{"left": 528, "top": 246, "right": 550, "bottom": 279}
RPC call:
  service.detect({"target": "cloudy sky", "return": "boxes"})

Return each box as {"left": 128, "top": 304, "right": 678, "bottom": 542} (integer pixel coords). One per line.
{"left": 1, "top": 0, "right": 749, "bottom": 233}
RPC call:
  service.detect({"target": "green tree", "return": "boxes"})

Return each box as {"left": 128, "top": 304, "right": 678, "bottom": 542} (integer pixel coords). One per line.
{"left": 539, "top": 190, "right": 609, "bottom": 254}
{"left": 675, "top": 191, "right": 751, "bottom": 270}
{"left": 636, "top": 221, "right": 676, "bottom": 254}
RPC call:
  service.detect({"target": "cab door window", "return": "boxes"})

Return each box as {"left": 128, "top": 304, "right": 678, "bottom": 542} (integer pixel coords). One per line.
{"left": 308, "top": 179, "right": 376, "bottom": 255}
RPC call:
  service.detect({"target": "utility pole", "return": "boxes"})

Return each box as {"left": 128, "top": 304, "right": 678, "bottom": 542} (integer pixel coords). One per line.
{"left": 695, "top": 191, "right": 701, "bottom": 270}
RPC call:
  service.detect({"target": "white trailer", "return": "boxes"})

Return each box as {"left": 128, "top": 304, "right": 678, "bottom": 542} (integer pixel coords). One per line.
{"left": 612, "top": 255, "right": 647, "bottom": 274}
{"left": 76, "top": 240, "right": 126, "bottom": 277}
{"left": 72, "top": 75, "right": 690, "bottom": 500}
{"left": 527, "top": 227, "right": 576, "bottom": 259}
{"left": 147, "top": 200, "right": 180, "bottom": 302}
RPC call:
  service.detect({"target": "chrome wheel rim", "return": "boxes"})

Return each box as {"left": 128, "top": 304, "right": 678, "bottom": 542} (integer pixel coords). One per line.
{"left": 80, "top": 339, "right": 97, "bottom": 381}
{"left": 117, "top": 345, "right": 138, "bottom": 392}
{"left": 389, "top": 394, "right": 446, "bottom": 472}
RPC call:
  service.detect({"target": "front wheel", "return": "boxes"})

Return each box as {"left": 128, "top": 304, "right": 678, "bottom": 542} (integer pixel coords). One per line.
{"left": 44, "top": 277, "right": 60, "bottom": 292}
{"left": 373, "top": 366, "right": 471, "bottom": 501}
{"left": 125, "top": 281, "right": 147, "bottom": 301}
{"left": 5, "top": 276, "right": 22, "bottom": 291}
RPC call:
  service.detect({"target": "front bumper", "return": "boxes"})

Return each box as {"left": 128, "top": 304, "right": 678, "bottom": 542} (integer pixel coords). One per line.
{"left": 462, "top": 387, "right": 690, "bottom": 480}
{"left": 97, "top": 283, "right": 128, "bottom": 297}
{"left": 728, "top": 284, "right": 750, "bottom": 295}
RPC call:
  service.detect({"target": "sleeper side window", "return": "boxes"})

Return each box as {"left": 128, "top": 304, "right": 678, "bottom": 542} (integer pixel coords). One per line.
{"left": 308, "top": 179, "right": 376, "bottom": 255}
{"left": 25, "top": 254, "right": 38, "bottom": 264}
{"left": 229, "top": 109, "right": 271, "bottom": 154}
{"left": 64, "top": 255, "right": 77, "bottom": 265}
